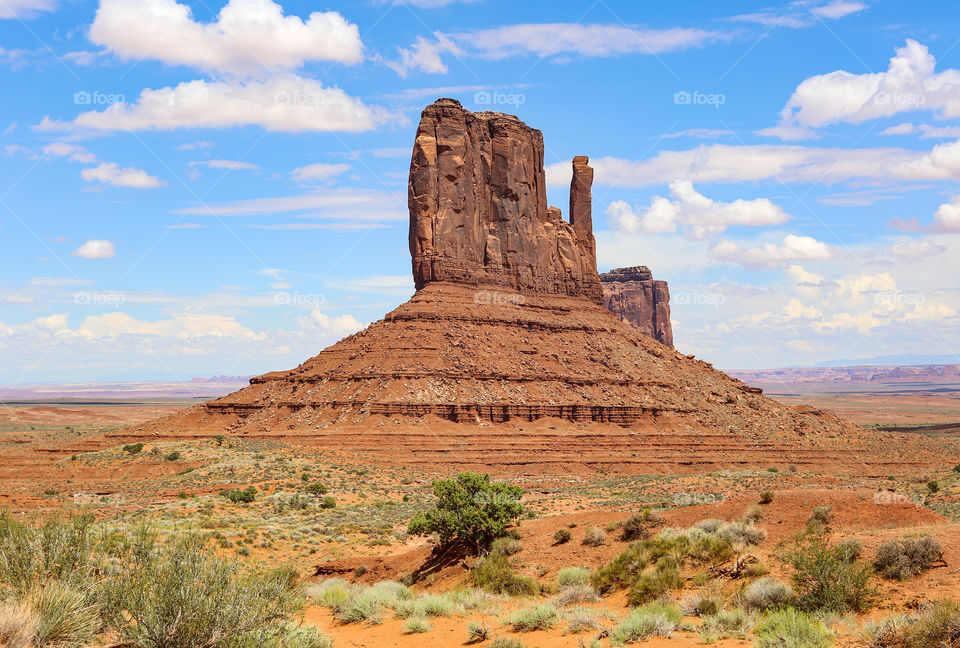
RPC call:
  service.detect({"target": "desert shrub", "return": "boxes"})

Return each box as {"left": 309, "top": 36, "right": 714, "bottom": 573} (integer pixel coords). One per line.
{"left": 507, "top": 603, "right": 558, "bottom": 632}
{"left": 582, "top": 526, "right": 606, "bottom": 546}
{"left": 403, "top": 617, "right": 431, "bottom": 634}
{"left": 563, "top": 606, "right": 602, "bottom": 633}
{"left": 335, "top": 591, "right": 385, "bottom": 625}
{"left": 869, "top": 600, "right": 960, "bottom": 648}
{"left": 319, "top": 496, "right": 336, "bottom": 509}
{"left": 101, "top": 531, "right": 300, "bottom": 647}
{"left": 620, "top": 509, "right": 663, "bottom": 541}
{"left": 699, "top": 608, "right": 754, "bottom": 642}
{"left": 627, "top": 564, "right": 683, "bottom": 606}
{"left": 466, "top": 620, "right": 489, "bottom": 643}
{"left": 744, "top": 577, "right": 794, "bottom": 612}
{"left": 552, "top": 584, "right": 597, "bottom": 607}
{"left": 744, "top": 504, "right": 765, "bottom": 523}
{"left": 556, "top": 567, "right": 591, "bottom": 588}
{"left": 490, "top": 537, "right": 523, "bottom": 556}
{"left": 407, "top": 472, "right": 525, "bottom": 549}
{"left": 221, "top": 486, "right": 257, "bottom": 504}
{"left": 278, "top": 625, "right": 333, "bottom": 648}
{"left": 691, "top": 519, "right": 766, "bottom": 547}
{"left": 489, "top": 638, "right": 524, "bottom": 648}
{"left": 680, "top": 591, "right": 721, "bottom": 617}
{"left": 310, "top": 579, "right": 353, "bottom": 611}
{"left": 471, "top": 553, "right": 536, "bottom": 596}
{"left": 873, "top": 536, "right": 944, "bottom": 580}
{"left": 123, "top": 443, "right": 145, "bottom": 455}
{"left": 0, "top": 602, "right": 36, "bottom": 648}
{"left": 753, "top": 608, "right": 832, "bottom": 648}
{"left": 26, "top": 580, "right": 100, "bottom": 648}
{"left": 163, "top": 450, "right": 181, "bottom": 462}
{"left": 610, "top": 602, "right": 681, "bottom": 644}
{"left": 760, "top": 491, "right": 775, "bottom": 505}
{"left": 928, "top": 481, "right": 940, "bottom": 493}
{"left": 807, "top": 506, "right": 833, "bottom": 532}
{"left": 745, "top": 562, "right": 771, "bottom": 578}
{"left": 553, "top": 528, "right": 572, "bottom": 544}
{"left": 0, "top": 511, "right": 97, "bottom": 591}
{"left": 304, "top": 482, "right": 329, "bottom": 496}
{"left": 835, "top": 538, "right": 862, "bottom": 563}
{"left": 784, "top": 534, "right": 875, "bottom": 613}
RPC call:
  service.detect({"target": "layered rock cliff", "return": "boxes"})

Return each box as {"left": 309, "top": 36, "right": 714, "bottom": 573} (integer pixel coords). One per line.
{"left": 601, "top": 266, "right": 674, "bottom": 347}
{"left": 408, "top": 98, "right": 602, "bottom": 303}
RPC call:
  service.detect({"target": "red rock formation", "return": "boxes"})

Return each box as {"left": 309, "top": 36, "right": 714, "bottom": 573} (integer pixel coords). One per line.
{"left": 408, "top": 98, "right": 602, "bottom": 304}
{"left": 601, "top": 266, "right": 674, "bottom": 347}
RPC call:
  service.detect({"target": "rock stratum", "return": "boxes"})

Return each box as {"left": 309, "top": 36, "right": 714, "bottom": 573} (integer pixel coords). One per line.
{"left": 124, "top": 98, "right": 947, "bottom": 474}
{"left": 601, "top": 266, "right": 673, "bottom": 347}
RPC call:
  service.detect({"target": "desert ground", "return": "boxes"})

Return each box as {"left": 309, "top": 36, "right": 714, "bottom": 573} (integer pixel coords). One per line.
{"left": 1, "top": 381, "right": 959, "bottom": 648}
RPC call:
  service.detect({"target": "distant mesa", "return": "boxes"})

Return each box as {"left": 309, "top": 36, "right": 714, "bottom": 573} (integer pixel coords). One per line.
{"left": 600, "top": 266, "right": 673, "bottom": 347}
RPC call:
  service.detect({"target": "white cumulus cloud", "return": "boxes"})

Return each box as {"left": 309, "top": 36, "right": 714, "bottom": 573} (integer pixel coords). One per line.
{"left": 89, "top": 0, "right": 364, "bottom": 76}
{"left": 38, "top": 76, "right": 393, "bottom": 133}
{"left": 606, "top": 180, "right": 789, "bottom": 240}
{"left": 0, "top": 0, "right": 56, "bottom": 18}
{"left": 81, "top": 162, "right": 166, "bottom": 188}
{"left": 72, "top": 239, "right": 116, "bottom": 259}
{"left": 710, "top": 234, "right": 834, "bottom": 268}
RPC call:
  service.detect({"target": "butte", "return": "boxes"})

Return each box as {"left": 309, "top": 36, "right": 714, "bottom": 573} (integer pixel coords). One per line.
{"left": 126, "top": 98, "right": 932, "bottom": 475}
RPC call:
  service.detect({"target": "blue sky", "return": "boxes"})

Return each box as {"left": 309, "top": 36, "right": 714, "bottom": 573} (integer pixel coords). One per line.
{"left": 2, "top": 0, "right": 960, "bottom": 382}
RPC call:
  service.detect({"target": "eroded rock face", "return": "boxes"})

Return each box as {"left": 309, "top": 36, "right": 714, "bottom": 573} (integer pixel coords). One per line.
{"left": 408, "top": 98, "right": 602, "bottom": 303}
{"left": 601, "top": 266, "right": 674, "bottom": 347}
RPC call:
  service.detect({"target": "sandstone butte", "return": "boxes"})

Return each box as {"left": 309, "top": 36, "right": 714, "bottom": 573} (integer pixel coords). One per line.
{"left": 601, "top": 266, "right": 673, "bottom": 347}
{"left": 124, "top": 98, "right": 950, "bottom": 474}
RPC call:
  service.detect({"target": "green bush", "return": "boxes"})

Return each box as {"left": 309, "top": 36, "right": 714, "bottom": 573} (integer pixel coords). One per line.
{"left": 101, "top": 532, "right": 300, "bottom": 647}
{"left": 760, "top": 491, "right": 775, "bottom": 504}
{"left": 753, "top": 608, "right": 832, "bottom": 648}
{"left": 555, "top": 566, "right": 591, "bottom": 588}
{"left": 808, "top": 506, "right": 833, "bottom": 527}
{"left": 928, "top": 480, "right": 940, "bottom": 493}
{"left": 277, "top": 625, "right": 333, "bottom": 648}
{"left": 620, "top": 509, "right": 662, "bottom": 541}
{"left": 123, "top": 443, "right": 145, "bottom": 455}
{"left": 553, "top": 528, "right": 572, "bottom": 544}
{"left": 869, "top": 599, "right": 960, "bottom": 648}
{"left": 319, "top": 496, "right": 336, "bottom": 509}
{"left": 489, "top": 638, "right": 524, "bottom": 648}
{"left": 506, "top": 604, "right": 558, "bottom": 632}
{"left": 490, "top": 537, "right": 523, "bottom": 556}
{"left": 163, "top": 451, "right": 181, "bottom": 462}
{"left": 305, "top": 482, "right": 329, "bottom": 496}
{"left": 873, "top": 536, "right": 944, "bottom": 580}
{"left": 26, "top": 580, "right": 100, "bottom": 648}
{"left": 407, "top": 472, "right": 525, "bottom": 549}
{"left": 471, "top": 553, "right": 537, "bottom": 596}
{"left": 582, "top": 526, "right": 606, "bottom": 546}
{"left": 784, "top": 534, "right": 875, "bottom": 613}
{"left": 610, "top": 602, "right": 681, "bottom": 644}
{"left": 403, "top": 617, "right": 431, "bottom": 634}
{"left": 0, "top": 511, "right": 97, "bottom": 591}
{"left": 627, "top": 564, "right": 682, "bottom": 606}
{"left": 744, "top": 577, "right": 793, "bottom": 612}
{"left": 221, "top": 486, "right": 257, "bottom": 504}
{"left": 698, "top": 608, "right": 754, "bottom": 642}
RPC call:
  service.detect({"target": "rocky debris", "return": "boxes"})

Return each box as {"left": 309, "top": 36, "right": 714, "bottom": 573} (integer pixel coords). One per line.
{"left": 601, "top": 266, "right": 673, "bottom": 347}
{"left": 408, "top": 98, "right": 602, "bottom": 303}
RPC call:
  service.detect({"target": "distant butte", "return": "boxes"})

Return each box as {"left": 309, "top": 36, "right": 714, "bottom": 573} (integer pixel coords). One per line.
{"left": 122, "top": 98, "right": 937, "bottom": 475}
